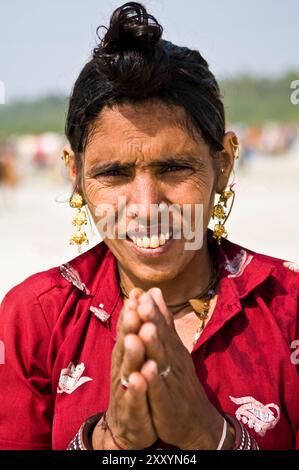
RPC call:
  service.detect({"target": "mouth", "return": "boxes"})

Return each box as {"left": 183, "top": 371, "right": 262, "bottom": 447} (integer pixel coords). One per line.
{"left": 126, "top": 230, "right": 172, "bottom": 248}
{"left": 124, "top": 229, "right": 176, "bottom": 256}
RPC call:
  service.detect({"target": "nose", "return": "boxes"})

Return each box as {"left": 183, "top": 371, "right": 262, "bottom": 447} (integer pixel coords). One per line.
{"left": 128, "top": 171, "right": 164, "bottom": 226}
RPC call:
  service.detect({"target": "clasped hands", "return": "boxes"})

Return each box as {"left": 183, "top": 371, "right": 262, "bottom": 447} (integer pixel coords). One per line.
{"left": 92, "top": 288, "right": 234, "bottom": 450}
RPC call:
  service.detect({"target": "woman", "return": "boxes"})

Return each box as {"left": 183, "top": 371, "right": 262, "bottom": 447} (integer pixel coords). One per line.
{"left": 0, "top": 2, "right": 298, "bottom": 450}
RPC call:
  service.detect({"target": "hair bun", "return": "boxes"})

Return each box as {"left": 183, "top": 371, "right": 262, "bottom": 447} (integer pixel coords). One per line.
{"left": 100, "top": 2, "right": 163, "bottom": 53}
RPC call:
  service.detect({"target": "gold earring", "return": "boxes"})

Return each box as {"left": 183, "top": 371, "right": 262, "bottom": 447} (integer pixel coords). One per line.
{"left": 212, "top": 185, "right": 235, "bottom": 244}
{"left": 230, "top": 135, "right": 240, "bottom": 160}
{"left": 61, "top": 151, "right": 70, "bottom": 166}
{"left": 69, "top": 192, "right": 89, "bottom": 253}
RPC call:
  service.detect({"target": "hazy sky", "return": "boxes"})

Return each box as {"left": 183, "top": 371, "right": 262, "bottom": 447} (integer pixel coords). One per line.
{"left": 1, "top": 0, "right": 299, "bottom": 102}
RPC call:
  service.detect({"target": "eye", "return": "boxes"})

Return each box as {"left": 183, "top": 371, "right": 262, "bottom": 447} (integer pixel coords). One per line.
{"left": 95, "top": 168, "right": 126, "bottom": 178}
{"left": 103, "top": 169, "right": 122, "bottom": 177}
{"left": 164, "top": 165, "right": 187, "bottom": 172}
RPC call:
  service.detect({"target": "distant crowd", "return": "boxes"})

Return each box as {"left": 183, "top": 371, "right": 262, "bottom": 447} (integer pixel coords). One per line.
{"left": 0, "top": 124, "right": 298, "bottom": 188}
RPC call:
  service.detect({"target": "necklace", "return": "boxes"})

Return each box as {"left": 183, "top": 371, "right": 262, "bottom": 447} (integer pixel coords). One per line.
{"left": 187, "top": 253, "right": 219, "bottom": 344}
{"left": 119, "top": 250, "right": 219, "bottom": 346}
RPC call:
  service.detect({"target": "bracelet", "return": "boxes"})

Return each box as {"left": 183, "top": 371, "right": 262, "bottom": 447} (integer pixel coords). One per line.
{"left": 67, "top": 411, "right": 126, "bottom": 450}
{"left": 224, "top": 413, "right": 259, "bottom": 450}
{"left": 67, "top": 413, "right": 104, "bottom": 450}
{"left": 216, "top": 417, "right": 228, "bottom": 450}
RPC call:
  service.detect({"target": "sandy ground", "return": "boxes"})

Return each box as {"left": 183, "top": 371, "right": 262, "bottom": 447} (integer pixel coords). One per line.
{"left": 0, "top": 152, "right": 298, "bottom": 301}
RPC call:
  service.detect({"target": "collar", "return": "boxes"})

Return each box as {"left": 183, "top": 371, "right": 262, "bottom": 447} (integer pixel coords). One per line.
{"left": 191, "top": 230, "right": 275, "bottom": 352}
{"left": 212, "top": 230, "right": 275, "bottom": 300}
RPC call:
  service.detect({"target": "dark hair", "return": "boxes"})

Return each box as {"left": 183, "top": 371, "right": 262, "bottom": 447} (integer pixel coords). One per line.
{"left": 65, "top": 2, "right": 225, "bottom": 177}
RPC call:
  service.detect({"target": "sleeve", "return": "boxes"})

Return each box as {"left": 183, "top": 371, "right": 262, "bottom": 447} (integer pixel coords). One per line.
{"left": 0, "top": 284, "right": 53, "bottom": 449}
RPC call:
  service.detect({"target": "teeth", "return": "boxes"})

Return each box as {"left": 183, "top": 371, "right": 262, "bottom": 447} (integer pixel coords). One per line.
{"left": 142, "top": 236, "right": 150, "bottom": 248}
{"left": 129, "top": 232, "right": 171, "bottom": 248}
{"left": 159, "top": 233, "right": 165, "bottom": 245}
{"left": 150, "top": 235, "right": 159, "bottom": 248}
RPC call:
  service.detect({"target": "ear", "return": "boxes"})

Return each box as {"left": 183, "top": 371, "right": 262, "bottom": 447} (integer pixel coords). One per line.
{"left": 62, "top": 145, "right": 77, "bottom": 187}
{"left": 215, "top": 131, "right": 238, "bottom": 193}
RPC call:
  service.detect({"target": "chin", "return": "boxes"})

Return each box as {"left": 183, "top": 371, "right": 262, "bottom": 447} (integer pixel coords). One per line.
{"left": 131, "top": 266, "right": 179, "bottom": 285}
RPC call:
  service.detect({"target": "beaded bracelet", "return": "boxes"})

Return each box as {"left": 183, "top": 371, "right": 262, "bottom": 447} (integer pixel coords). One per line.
{"left": 224, "top": 413, "right": 259, "bottom": 450}
{"left": 67, "top": 412, "right": 127, "bottom": 450}
{"left": 67, "top": 413, "right": 104, "bottom": 450}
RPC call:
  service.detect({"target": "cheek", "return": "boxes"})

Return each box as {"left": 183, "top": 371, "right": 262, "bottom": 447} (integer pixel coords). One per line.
{"left": 178, "top": 172, "right": 216, "bottom": 228}
{"left": 84, "top": 179, "right": 116, "bottom": 211}
{"left": 174, "top": 172, "right": 215, "bottom": 209}
{"left": 84, "top": 179, "right": 126, "bottom": 235}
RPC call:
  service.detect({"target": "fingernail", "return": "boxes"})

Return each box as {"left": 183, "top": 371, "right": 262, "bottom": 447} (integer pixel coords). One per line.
{"left": 151, "top": 361, "right": 158, "bottom": 375}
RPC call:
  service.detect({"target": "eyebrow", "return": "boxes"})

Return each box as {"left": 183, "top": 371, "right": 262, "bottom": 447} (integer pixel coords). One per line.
{"left": 88, "top": 155, "right": 201, "bottom": 173}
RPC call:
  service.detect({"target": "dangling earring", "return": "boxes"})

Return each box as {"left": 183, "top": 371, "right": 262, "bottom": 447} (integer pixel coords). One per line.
{"left": 212, "top": 136, "right": 239, "bottom": 244}
{"left": 212, "top": 184, "right": 235, "bottom": 245}
{"left": 69, "top": 192, "right": 89, "bottom": 253}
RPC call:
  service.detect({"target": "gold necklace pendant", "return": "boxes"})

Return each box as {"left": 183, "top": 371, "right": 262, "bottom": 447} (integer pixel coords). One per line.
{"left": 190, "top": 289, "right": 216, "bottom": 345}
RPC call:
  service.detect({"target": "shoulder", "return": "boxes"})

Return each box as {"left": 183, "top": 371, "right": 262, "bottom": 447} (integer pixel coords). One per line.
{"left": 246, "top": 246, "right": 299, "bottom": 292}
{"left": 222, "top": 238, "right": 299, "bottom": 338}
{"left": 222, "top": 237, "right": 299, "bottom": 291}
{"left": 0, "top": 242, "right": 111, "bottom": 331}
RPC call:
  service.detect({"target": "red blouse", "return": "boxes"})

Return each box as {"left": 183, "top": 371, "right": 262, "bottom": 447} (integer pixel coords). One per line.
{"left": 0, "top": 233, "right": 298, "bottom": 450}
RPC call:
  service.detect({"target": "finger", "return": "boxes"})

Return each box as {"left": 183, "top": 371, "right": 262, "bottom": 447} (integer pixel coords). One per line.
{"left": 106, "top": 371, "right": 149, "bottom": 447}
{"left": 137, "top": 292, "right": 179, "bottom": 360}
{"left": 138, "top": 322, "right": 169, "bottom": 375}
{"left": 122, "top": 298, "right": 143, "bottom": 335}
{"left": 119, "top": 372, "right": 151, "bottom": 448}
{"left": 121, "top": 288, "right": 144, "bottom": 335}
{"left": 115, "top": 287, "right": 143, "bottom": 339}
{"left": 120, "top": 334, "right": 145, "bottom": 382}
{"left": 129, "top": 287, "right": 144, "bottom": 299}
{"left": 137, "top": 292, "right": 169, "bottom": 334}
{"left": 140, "top": 360, "right": 173, "bottom": 416}
{"left": 148, "top": 288, "right": 174, "bottom": 328}
{"left": 126, "top": 371, "right": 148, "bottom": 397}
{"left": 113, "top": 296, "right": 143, "bottom": 367}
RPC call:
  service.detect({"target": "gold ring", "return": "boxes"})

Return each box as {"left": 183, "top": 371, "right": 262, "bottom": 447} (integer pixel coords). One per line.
{"left": 120, "top": 376, "right": 129, "bottom": 390}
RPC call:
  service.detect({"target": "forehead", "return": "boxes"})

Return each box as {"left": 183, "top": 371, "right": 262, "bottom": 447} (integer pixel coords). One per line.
{"left": 84, "top": 100, "right": 206, "bottom": 160}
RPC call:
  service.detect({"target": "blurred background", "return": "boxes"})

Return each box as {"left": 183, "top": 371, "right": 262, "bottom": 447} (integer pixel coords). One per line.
{"left": 0, "top": 0, "right": 299, "bottom": 300}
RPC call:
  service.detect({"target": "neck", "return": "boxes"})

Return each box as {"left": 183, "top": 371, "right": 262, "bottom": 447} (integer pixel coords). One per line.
{"left": 117, "top": 232, "right": 214, "bottom": 308}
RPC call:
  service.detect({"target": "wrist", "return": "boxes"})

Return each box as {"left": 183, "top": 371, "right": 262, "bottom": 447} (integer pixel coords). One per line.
{"left": 91, "top": 416, "right": 107, "bottom": 450}
{"left": 67, "top": 413, "right": 103, "bottom": 450}
{"left": 96, "top": 412, "right": 129, "bottom": 450}
{"left": 179, "top": 411, "right": 235, "bottom": 450}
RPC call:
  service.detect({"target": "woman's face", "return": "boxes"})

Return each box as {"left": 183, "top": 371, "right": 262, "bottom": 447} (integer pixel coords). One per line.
{"left": 79, "top": 100, "right": 228, "bottom": 284}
